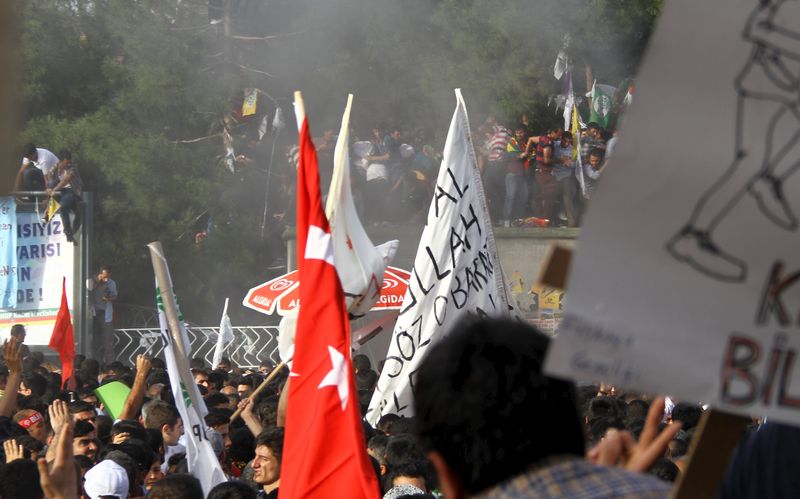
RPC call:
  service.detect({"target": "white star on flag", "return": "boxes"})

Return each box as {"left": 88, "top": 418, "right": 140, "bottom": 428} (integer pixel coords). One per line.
{"left": 318, "top": 346, "right": 349, "bottom": 410}
{"left": 305, "top": 225, "right": 334, "bottom": 265}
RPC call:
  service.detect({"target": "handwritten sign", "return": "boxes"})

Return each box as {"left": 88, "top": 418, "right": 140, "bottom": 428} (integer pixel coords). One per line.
{"left": 544, "top": 0, "right": 800, "bottom": 425}
{"left": 367, "top": 90, "right": 515, "bottom": 424}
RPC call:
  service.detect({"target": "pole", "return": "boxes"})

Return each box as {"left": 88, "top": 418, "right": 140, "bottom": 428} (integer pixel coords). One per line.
{"left": 260, "top": 127, "right": 281, "bottom": 240}
{"left": 229, "top": 361, "right": 286, "bottom": 422}
{"left": 147, "top": 241, "right": 205, "bottom": 415}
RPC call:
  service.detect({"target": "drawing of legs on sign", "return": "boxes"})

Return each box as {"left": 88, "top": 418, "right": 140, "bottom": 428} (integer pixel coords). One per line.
{"left": 667, "top": 0, "right": 800, "bottom": 282}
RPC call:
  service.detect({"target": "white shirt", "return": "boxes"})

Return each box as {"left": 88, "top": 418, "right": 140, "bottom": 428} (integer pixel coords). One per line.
{"left": 23, "top": 148, "right": 59, "bottom": 177}
{"left": 366, "top": 162, "right": 388, "bottom": 182}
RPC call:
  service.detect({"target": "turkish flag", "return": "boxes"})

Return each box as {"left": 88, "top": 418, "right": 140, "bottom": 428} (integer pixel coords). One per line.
{"left": 279, "top": 93, "right": 379, "bottom": 499}
{"left": 49, "top": 277, "right": 74, "bottom": 388}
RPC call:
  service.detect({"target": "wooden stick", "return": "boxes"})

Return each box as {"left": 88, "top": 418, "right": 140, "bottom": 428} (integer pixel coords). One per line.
{"left": 229, "top": 361, "right": 286, "bottom": 422}
{"left": 671, "top": 409, "right": 750, "bottom": 499}
{"left": 538, "top": 244, "right": 573, "bottom": 290}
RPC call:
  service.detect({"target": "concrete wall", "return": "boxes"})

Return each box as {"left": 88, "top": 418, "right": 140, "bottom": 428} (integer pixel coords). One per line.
{"left": 286, "top": 225, "right": 578, "bottom": 278}
{"left": 285, "top": 225, "right": 578, "bottom": 329}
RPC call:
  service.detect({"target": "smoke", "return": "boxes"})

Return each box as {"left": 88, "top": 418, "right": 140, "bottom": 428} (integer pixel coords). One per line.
{"left": 178, "top": 0, "right": 661, "bottom": 323}
{"left": 225, "top": 0, "right": 660, "bottom": 137}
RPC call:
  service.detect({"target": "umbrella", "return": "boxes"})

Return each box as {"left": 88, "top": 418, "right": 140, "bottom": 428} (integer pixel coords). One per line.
{"left": 243, "top": 266, "right": 410, "bottom": 316}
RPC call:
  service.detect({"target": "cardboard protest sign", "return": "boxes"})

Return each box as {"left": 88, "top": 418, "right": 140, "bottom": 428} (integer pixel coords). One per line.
{"left": 544, "top": 0, "right": 800, "bottom": 425}
{"left": 367, "top": 89, "right": 515, "bottom": 424}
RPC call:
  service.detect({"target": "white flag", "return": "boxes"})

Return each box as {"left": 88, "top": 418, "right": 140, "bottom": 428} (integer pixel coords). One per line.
{"left": 258, "top": 114, "right": 270, "bottom": 142}
{"left": 554, "top": 49, "right": 568, "bottom": 80}
{"left": 367, "top": 89, "right": 515, "bottom": 424}
{"left": 223, "top": 127, "right": 235, "bottom": 173}
{"left": 155, "top": 285, "right": 226, "bottom": 494}
{"left": 325, "top": 94, "right": 398, "bottom": 318}
{"left": 563, "top": 73, "right": 574, "bottom": 132}
{"left": 212, "top": 298, "right": 234, "bottom": 368}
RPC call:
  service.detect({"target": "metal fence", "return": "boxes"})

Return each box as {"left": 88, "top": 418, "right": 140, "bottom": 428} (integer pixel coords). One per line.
{"left": 114, "top": 326, "right": 280, "bottom": 368}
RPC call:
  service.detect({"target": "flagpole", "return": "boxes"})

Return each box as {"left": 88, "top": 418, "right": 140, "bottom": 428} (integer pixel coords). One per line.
{"left": 259, "top": 125, "right": 281, "bottom": 241}
{"left": 147, "top": 241, "right": 205, "bottom": 415}
{"left": 228, "top": 361, "right": 286, "bottom": 422}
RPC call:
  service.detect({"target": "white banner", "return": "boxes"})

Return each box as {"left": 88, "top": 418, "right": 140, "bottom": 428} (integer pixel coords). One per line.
{"left": 156, "top": 286, "right": 225, "bottom": 494}
{"left": 367, "top": 89, "right": 515, "bottom": 424}
{"left": 0, "top": 212, "right": 74, "bottom": 345}
{"left": 325, "top": 94, "right": 397, "bottom": 317}
{"left": 544, "top": 0, "right": 800, "bottom": 425}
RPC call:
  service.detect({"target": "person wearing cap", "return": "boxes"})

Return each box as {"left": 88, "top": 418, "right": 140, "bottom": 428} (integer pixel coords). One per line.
{"left": 84, "top": 458, "right": 130, "bottom": 499}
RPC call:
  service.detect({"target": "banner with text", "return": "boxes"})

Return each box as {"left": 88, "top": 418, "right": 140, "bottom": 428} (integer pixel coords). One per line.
{"left": 367, "top": 89, "right": 515, "bottom": 424}
{"left": 0, "top": 212, "right": 74, "bottom": 345}
{"left": 544, "top": 0, "right": 800, "bottom": 425}
{"left": 0, "top": 198, "right": 16, "bottom": 308}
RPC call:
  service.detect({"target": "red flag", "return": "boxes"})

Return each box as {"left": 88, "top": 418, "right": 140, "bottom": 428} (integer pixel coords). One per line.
{"left": 279, "top": 93, "right": 379, "bottom": 499}
{"left": 49, "top": 277, "right": 74, "bottom": 387}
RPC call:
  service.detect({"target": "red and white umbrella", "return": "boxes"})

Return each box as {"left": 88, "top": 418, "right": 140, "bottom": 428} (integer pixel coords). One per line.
{"left": 243, "top": 266, "right": 410, "bottom": 316}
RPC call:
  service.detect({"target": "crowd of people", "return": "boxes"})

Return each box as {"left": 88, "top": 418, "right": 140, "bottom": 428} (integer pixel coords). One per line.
{"left": 0, "top": 316, "right": 782, "bottom": 498}
{"left": 256, "top": 117, "right": 617, "bottom": 231}
{"left": 476, "top": 118, "right": 617, "bottom": 228}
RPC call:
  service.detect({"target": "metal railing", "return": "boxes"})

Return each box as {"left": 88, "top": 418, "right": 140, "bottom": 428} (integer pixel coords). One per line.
{"left": 114, "top": 326, "right": 280, "bottom": 368}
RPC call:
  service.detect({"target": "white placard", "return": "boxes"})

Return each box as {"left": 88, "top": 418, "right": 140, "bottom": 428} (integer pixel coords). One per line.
{"left": 545, "top": 0, "right": 800, "bottom": 425}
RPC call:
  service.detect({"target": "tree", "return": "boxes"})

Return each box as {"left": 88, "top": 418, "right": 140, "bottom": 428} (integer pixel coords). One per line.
{"left": 15, "top": 0, "right": 662, "bottom": 324}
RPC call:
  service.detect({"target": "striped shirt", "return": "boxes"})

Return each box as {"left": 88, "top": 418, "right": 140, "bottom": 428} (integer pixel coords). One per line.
{"left": 474, "top": 457, "right": 671, "bottom": 499}
{"left": 487, "top": 125, "right": 512, "bottom": 162}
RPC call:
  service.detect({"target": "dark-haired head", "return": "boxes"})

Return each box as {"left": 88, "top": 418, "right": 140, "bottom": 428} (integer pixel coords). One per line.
{"left": 146, "top": 473, "right": 203, "bottom": 499}
{"left": 413, "top": 317, "right": 584, "bottom": 495}
{"left": 207, "top": 480, "right": 257, "bottom": 499}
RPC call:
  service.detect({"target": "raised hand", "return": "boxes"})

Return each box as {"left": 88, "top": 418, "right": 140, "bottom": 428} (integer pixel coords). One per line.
{"left": 135, "top": 354, "right": 152, "bottom": 377}
{"left": 3, "top": 439, "right": 24, "bottom": 463}
{"left": 587, "top": 396, "right": 682, "bottom": 473}
{"left": 48, "top": 399, "right": 70, "bottom": 436}
{"left": 3, "top": 340, "right": 21, "bottom": 374}
{"left": 111, "top": 432, "right": 130, "bottom": 445}
{"left": 38, "top": 419, "right": 77, "bottom": 499}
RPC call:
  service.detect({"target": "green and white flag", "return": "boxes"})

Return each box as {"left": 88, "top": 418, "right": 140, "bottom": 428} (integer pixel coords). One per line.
{"left": 588, "top": 81, "right": 616, "bottom": 129}
{"left": 155, "top": 283, "right": 226, "bottom": 494}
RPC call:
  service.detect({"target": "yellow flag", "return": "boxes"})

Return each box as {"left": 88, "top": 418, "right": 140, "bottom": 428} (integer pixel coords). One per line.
{"left": 571, "top": 104, "right": 580, "bottom": 161}
{"left": 242, "top": 88, "right": 258, "bottom": 116}
{"left": 44, "top": 197, "right": 60, "bottom": 223}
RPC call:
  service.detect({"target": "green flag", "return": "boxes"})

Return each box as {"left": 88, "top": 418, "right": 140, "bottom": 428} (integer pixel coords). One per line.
{"left": 589, "top": 82, "right": 615, "bottom": 129}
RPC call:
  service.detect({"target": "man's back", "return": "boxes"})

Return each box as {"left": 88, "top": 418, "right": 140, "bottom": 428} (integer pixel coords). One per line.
{"left": 21, "top": 165, "right": 45, "bottom": 192}
{"left": 475, "top": 457, "right": 670, "bottom": 499}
